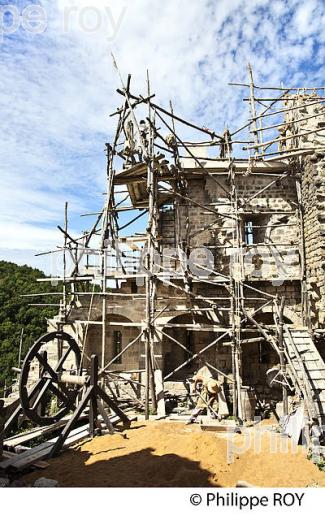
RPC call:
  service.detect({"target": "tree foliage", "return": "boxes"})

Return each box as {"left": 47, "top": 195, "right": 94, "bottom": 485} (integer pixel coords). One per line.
{"left": 0, "top": 261, "right": 61, "bottom": 394}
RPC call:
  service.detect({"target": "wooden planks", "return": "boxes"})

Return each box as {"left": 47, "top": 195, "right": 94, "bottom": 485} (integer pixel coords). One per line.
{"left": 4, "top": 417, "right": 76, "bottom": 449}
{"left": 0, "top": 412, "right": 136, "bottom": 472}
{"left": 0, "top": 424, "right": 90, "bottom": 471}
{"left": 200, "top": 424, "right": 239, "bottom": 432}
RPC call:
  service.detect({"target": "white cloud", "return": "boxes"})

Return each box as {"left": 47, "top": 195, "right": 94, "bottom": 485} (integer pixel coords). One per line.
{"left": 0, "top": 221, "right": 67, "bottom": 250}
{"left": 0, "top": 248, "right": 55, "bottom": 274}
{"left": 293, "top": 0, "right": 318, "bottom": 37}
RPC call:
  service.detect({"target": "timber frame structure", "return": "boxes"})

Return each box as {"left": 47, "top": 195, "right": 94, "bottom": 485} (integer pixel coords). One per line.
{"left": 7, "top": 63, "right": 325, "bottom": 436}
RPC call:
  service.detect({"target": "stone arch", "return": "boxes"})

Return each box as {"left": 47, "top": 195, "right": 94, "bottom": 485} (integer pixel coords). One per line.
{"left": 252, "top": 311, "right": 293, "bottom": 326}
{"left": 252, "top": 304, "right": 301, "bottom": 327}
{"left": 161, "top": 312, "right": 228, "bottom": 379}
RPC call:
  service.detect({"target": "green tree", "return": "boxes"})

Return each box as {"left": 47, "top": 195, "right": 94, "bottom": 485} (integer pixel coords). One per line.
{"left": 0, "top": 261, "right": 61, "bottom": 394}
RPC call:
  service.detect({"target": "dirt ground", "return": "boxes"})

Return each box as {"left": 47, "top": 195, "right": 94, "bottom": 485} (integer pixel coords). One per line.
{"left": 24, "top": 420, "right": 325, "bottom": 487}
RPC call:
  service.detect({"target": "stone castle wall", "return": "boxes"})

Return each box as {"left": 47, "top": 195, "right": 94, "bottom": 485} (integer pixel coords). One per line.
{"left": 165, "top": 172, "right": 301, "bottom": 284}
{"left": 300, "top": 154, "right": 325, "bottom": 328}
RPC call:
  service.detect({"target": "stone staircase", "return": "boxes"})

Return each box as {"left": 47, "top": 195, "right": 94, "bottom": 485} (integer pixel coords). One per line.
{"left": 284, "top": 327, "right": 325, "bottom": 425}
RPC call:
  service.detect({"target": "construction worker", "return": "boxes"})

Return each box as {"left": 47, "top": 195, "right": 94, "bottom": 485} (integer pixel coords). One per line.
{"left": 186, "top": 368, "right": 220, "bottom": 424}
{"left": 139, "top": 119, "right": 149, "bottom": 149}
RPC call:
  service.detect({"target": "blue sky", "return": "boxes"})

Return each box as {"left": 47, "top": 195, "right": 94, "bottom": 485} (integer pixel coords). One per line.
{"left": 0, "top": 0, "right": 325, "bottom": 272}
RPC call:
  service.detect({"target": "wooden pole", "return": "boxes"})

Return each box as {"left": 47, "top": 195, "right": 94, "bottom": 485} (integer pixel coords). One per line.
{"left": 89, "top": 355, "right": 99, "bottom": 437}
{"left": 248, "top": 63, "right": 260, "bottom": 154}
{"left": 101, "top": 293, "right": 106, "bottom": 370}
{"left": 144, "top": 72, "right": 157, "bottom": 416}
{"left": 144, "top": 338, "right": 150, "bottom": 419}
{"left": 228, "top": 157, "right": 244, "bottom": 420}
{"left": 296, "top": 178, "right": 311, "bottom": 329}
{"left": 229, "top": 81, "right": 325, "bottom": 91}
{"left": 57, "top": 202, "right": 68, "bottom": 365}
{"left": 63, "top": 202, "right": 68, "bottom": 317}
{"left": 18, "top": 328, "right": 24, "bottom": 368}
{"left": 244, "top": 126, "right": 325, "bottom": 151}
{"left": 277, "top": 296, "right": 288, "bottom": 415}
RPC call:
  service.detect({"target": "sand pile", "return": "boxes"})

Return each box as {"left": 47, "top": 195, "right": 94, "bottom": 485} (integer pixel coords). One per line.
{"left": 24, "top": 421, "right": 325, "bottom": 487}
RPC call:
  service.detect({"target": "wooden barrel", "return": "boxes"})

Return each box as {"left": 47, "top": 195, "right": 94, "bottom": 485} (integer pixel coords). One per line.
{"left": 240, "top": 386, "right": 257, "bottom": 421}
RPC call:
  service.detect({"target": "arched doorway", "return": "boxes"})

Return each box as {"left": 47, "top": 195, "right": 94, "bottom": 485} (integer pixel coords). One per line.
{"left": 161, "top": 313, "right": 231, "bottom": 380}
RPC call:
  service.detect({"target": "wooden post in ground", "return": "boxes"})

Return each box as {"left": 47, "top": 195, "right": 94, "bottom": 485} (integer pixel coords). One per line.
{"left": 144, "top": 336, "right": 150, "bottom": 419}
{"left": 154, "top": 369, "right": 165, "bottom": 417}
{"left": 89, "top": 355, "right": 99, "bottom": 437}
{"left": 144, "top": 71, "right": 157, "bottom": 418}
{"left": 278, "top": 296, "right": 288, "bottom": 415}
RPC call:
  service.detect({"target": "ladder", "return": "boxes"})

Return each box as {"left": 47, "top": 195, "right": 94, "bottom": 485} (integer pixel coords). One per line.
{"left": 283, "top": 327, "right": 325, "bottom": 425}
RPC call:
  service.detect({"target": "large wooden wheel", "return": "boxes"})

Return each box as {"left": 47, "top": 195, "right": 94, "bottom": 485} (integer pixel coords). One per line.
{"left": 19, "top": 331, "right": 82, "bottom": 426}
